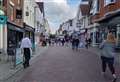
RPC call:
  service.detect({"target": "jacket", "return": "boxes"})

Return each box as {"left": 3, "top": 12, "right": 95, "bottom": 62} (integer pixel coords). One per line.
{"left": 99, "top": 40, "right": 116, "bottom": 58}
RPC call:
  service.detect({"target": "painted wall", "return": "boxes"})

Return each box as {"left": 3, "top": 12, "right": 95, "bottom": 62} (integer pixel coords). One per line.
{"left": 23, "top": 0, "right": 36, "bottom": 28}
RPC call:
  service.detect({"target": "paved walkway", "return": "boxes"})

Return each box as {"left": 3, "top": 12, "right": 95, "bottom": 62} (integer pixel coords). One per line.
{"left": 0, "top": 45, "right": 48, "bottom": 81}
{"left": 5, "top": 46, "right": 120, "bottom": 82}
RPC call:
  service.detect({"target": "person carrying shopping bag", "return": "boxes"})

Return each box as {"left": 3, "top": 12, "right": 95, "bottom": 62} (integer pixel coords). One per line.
{"left": 99, "top": 32, "right": 117, "bottom": 82}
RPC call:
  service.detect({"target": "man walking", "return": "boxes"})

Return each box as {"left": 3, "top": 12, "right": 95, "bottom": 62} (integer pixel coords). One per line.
{"left": 21, "top": 35, "right": 32, "bottom": 68}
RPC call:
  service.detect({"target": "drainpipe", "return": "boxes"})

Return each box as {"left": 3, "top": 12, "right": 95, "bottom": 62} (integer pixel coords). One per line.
{"left": 117, "top": 24, "right": 120, "bottom": 47}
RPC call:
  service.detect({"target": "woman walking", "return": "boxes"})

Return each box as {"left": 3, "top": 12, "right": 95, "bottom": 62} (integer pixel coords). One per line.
{"left": 99, "top": 32, "right": 117, "bottom": 82}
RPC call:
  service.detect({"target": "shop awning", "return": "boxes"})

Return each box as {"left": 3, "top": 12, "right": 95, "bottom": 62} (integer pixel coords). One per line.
{"left": 7, "top": 22, "right": 24, "bottom": 32}
{"left": 24, "top": 23, "right": 35, "bottom": 32}
{"left": 109, "top": 16, "right": 120, "bottom": 25}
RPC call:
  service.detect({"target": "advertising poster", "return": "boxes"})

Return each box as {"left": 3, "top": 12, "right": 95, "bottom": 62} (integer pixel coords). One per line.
{"left": 16, "top": 48, "right": 23, "bottom": 65}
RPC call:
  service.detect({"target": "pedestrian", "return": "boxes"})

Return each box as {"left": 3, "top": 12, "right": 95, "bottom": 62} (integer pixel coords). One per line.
{"left": 85, "top": 38, "right": 89, "bottom": 49}
{"left": 88, "top": 38, "right": 92, "bottom": 47}
{"left": 61, "top": 38, "right": 65, "bottom": 46}
{"left": 75, "top": 37, "right": 79, "bottom": 50}
{"left": 72, "top": 38, "right": 75, "bottom": 50}
{"left": 99, "top": 32, "right": 117, "bottom": 82}
{"left": 48, "top": 38, "right": 51, "bottom": 46}
{"left": 21, "top": 35, "right": 32, "bottom": 68}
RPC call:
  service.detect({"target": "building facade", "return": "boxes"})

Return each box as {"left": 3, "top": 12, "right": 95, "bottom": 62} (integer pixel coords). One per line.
{"left": 23, "top": 0, "right": 37, "bottom": 49}
{"left": 77, "top": 0, "right": 91, "bottom": 41}
{"left": 90, "top": 0, "right": 120, "bottom": 46}
{"left": 0, "top": 0, "right": 24, "bottom": 57}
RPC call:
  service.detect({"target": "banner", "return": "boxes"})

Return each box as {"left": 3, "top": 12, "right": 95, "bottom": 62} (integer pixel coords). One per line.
{"left": 15, "top": 48, "right": 23, "bottom": 65}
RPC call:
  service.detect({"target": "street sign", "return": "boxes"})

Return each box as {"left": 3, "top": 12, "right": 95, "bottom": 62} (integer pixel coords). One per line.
{"left": 0, "top": 15, "right": 7, "bottom": 24}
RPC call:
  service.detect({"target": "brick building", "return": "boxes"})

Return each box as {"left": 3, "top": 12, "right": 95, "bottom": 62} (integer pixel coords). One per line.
{"left": 0, "top": 0, "right": 24, "bottom": 63}
{"left": 89, "top": 0, "right": 120, "bottom": 46}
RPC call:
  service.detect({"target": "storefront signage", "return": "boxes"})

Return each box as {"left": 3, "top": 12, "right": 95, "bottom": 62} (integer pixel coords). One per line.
{"left": 0, "top": 15, "right": 7, "bottom": 24}
{"left": 16, "top": 48, "right": 23, "bottom": 65}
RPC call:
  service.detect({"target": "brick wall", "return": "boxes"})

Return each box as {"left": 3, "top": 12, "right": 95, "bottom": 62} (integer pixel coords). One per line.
{"left": 4, "top": 0, "right": 24, "bottom": 27}
{"left": 92, "top": 0, "right": 120, "bottom": 22}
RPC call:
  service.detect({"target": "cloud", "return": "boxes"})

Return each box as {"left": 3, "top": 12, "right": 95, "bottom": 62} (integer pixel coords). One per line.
{"left": 36, "top": 0, "right": 77, "bottom": 34}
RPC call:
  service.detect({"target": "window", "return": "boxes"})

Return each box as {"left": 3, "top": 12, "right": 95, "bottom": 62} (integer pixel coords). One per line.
{"left": 16, "top": 9, "right": 22, "bottom": 19}
{"left": 18, "top": 0, "right": 21, "bottom": 5}
{"left": 9, "top": 5, "right": 14, "bottom": 21}
{"left": 0, "top": 0, "right": 2, "bottom": 5}
{"left": 93, "top": 0, "right": 99, "bottom": 15}
{"left": 3, "top": 0, "right": 5, "bottom": 6}
{"left": 0, "top": 0, "right": 2, "bottom": 8}
{"left": 104, "top": 0, "right": 116, "bottom": 6}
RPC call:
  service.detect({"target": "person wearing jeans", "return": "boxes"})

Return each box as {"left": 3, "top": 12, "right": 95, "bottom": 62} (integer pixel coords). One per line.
{"left": 101, "top": 56, "right": 115, "bottom": 75}
{"left": 99, "top": 32, "right": 117, "bottom": 82}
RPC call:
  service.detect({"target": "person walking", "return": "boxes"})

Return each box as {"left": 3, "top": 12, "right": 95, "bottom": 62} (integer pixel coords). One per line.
{"left": 75, "top": 37, "right": 79, "bottom": 50}
{"left": 21, "top": 35, "right": 32, "bottom": 68}
{"left": 61, "top": 38, "right": 65, "bottom": 46}
{"left": 99, "top": 32, "right": 117, "bottom": 82}
{"left": 72, "top": 38, "right": 76, "bottom": 50}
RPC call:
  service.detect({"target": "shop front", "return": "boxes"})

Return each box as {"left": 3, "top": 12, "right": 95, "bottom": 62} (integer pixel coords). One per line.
{"left": 89, "top": 23, "right": 100, "bottom": 46}
{"left": 0, "top": 10, "right": 7, "bottom": 59}
{"left": 7, "top": 22, "right": 24, "bottom": 66}
{"left": 99, "top": 15, "right": 119, "bottom": 45}
{"left": 24, "top": 23, "right": 35, "bottom": 51}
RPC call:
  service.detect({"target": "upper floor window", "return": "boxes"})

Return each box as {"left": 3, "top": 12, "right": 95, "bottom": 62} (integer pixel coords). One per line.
{"left": 92, "top": 0, "right": 99, "bottom": 15}
{"left": 104, "top": 0, "right": 116, "bottom": 6}
{"left": 18, "top": 0, "right": 21, "bottom": 5}
{"left": 9, "top": 5, "right": 14, "bottom": 21}
{"left": 3, "top": 0, "right": 5, "bottom": 6}
{"left": 0, "top": 0, "right": 3, "bottom": 7}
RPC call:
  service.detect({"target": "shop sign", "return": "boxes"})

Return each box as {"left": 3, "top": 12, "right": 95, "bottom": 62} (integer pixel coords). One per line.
{"left": 16, "top": 48, "right": 23, "bottom": 65}
{"left": 0, "top": 15, "right": 7, "bottom": 24}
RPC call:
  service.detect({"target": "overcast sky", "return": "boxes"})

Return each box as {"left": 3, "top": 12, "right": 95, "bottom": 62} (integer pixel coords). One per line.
{"left": 36, "top": 0, "right": 81, "bottom": 34}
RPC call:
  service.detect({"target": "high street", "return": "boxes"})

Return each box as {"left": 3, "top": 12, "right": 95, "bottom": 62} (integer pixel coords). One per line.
{"left": 4, "top": 46, "right": 120, "bottom": 82}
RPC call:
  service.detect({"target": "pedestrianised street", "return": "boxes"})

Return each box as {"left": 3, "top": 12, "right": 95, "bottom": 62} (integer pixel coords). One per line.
{"left": 5, "top": 46, "right": 120, "bottom": 82}
{"left": 1, "top": 0, "right": 120, "bottom": 82}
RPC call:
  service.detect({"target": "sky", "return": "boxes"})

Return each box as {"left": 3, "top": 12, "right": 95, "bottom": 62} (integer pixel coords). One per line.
{"left": 36, "top": 0, "right": 81, "bottom": 34}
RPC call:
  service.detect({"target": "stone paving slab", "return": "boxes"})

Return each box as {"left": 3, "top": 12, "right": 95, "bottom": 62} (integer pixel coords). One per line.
{"left": 0, "top": 46, "right": 48, "bottom": 81}
{"left": 14, "top": 46, "right": 120, "bottom": 82}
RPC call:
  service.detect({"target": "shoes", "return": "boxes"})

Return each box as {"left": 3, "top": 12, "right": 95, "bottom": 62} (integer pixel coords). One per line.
{"left": 112, "top": 74, "right": 117, "bottom": 82}
{"left": 112, "top": 78, "right": 117, "bottom": 82}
